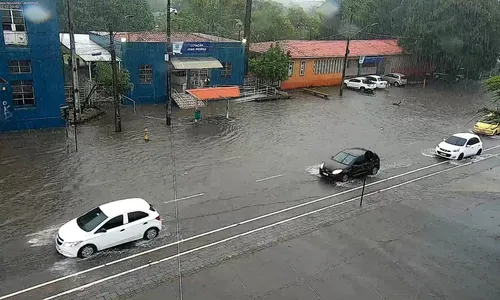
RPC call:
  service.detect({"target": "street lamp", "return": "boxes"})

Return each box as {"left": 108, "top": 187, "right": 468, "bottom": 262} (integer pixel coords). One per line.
{"left": 339, "top": 22, "right": 378, "bottom": 97}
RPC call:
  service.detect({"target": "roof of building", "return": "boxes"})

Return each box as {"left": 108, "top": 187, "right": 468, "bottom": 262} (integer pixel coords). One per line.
{"left": 109, "top": 32, "right": 238, "bottom": 43}
{"left": 250, "top": 39, "right": 403, "bottom": 58}
{"left": 59, "top": 33, "right": 120, "bottom": 62}
{"left": 99, "top": 198, "right": 150, "bottom": 216}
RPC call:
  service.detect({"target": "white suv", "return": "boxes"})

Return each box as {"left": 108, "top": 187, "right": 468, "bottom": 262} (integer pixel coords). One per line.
{"left": 56, "top": 198, "right": 162, "bottom": 258}
{"left": 343, "top": 77, "right": 376, "bottom": 92}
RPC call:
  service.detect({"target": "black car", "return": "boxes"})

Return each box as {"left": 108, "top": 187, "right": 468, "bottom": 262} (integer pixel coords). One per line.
{"left": 319, "top": 148, "right": 380, "bottom": 182}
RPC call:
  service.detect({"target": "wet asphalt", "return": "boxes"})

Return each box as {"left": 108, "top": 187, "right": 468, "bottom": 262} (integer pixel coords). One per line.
{"left": 1, "top": 81, "right": 499, "bottom": 297}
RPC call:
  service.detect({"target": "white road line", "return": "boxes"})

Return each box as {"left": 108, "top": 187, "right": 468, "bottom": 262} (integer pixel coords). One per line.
{"left": 164, "top": 193, "right": 205, "bottom": 204}
{"left": 256, "top": 174, "right": 285, "bottom": 182}
{"left": 42, "top": 151, "right": 500, "bottom": 300}
{"left": 221, "top": 156, "right": 240, "bottom": 162}
{"left": 143, "top": 115, "right": 166, "bottom": 121}
{"left": 2, "top": 144, "right": 500, "bottom": 300}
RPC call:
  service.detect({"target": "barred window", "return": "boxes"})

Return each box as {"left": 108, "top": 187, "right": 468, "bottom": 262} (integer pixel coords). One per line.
{"left": 300, "top": 60, "right": 306, "bottom": 76}
{"left": 288, "top": 62, "right": 294, "bottom": 77}
{"left": 139, "top": 64, "right": 153, "bottom": 84}
{"left": 221, "top": 62, "right": 232, "bottom": 78}
{"left": 8, "top": 60, "right": 31, "bottom": 74}
{"left": 1, "top": 8, "right": 25, "bottom": 31}
{"left": 11, "top": 80, "right": 35, "bottom": 107}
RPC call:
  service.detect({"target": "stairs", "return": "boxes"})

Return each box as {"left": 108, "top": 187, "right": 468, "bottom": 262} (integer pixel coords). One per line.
{"left": 172, "top": 90, "right": 206, "bottom": 109}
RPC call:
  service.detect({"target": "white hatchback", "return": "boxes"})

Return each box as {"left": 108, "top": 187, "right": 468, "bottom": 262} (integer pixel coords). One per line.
{"left": 366, "top": 75, "right": 388, "bottom": 89}
{"left": 435, "top": 133, "right": 483, "bottom": 160}
{"left": 56, "top": 198, "right": 162, "bottom": 258}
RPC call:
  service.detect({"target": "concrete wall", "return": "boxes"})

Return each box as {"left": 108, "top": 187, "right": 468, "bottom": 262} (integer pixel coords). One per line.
{"left": 0, "top": 0, "right": 65, "bottom": 131}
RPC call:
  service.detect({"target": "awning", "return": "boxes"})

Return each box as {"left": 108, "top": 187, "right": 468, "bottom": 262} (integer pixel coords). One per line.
{"left": 171, "top": 57, "right": 223, "bottom": 70}
{"left": 187, "top": 86, "right": 241, "bottom": 101}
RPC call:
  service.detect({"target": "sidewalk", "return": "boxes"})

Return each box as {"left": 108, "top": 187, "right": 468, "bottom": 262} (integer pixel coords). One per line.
{"left": 126, "top": 167, "right": 500, "bottom": 300}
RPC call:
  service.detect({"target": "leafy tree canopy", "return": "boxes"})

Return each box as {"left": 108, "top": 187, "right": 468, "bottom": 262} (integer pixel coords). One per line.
{"left": 95, "top": 62, "right": 134, "bottom": 95}
{"left": 249, "top": 44, "right": 289, "bottom": 84}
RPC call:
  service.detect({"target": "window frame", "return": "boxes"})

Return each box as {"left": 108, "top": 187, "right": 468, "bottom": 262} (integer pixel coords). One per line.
{"left": 299, "top": 60, "right": 306, "bottom": 76}
{"left": 139, "top": 64, "right": 153, "bottom": 84}
{"left": 1, "top": 7, "right": 26, "bottom": 32}
{"left": 221, "top": 62, "right": 232, "bottom": 78}
{"left": 127, "top": 211, "right": 149, "bottom": 223}
{"left": 8, "top": 60, "right": 31, "bottom": 74}
{"left": 97, "top": 215, "right": 124, "bottom": 232}
{"left": 288, "top": 61, "right": 294, "bottom": 77}
{"left": 11, "top": 80, "right": 35, "bottom": 107}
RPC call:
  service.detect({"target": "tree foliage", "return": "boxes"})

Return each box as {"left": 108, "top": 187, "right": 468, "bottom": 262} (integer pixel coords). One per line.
{"left": 95, "top": 62, "right": 134, "bottom": 96}
{"left": 485, "top": 76, "right": 500, "bottom": 109}
{"left": 57, "top": 0, "right": 154, "bottom": 33}
{"left": 249, "top": 44, "right": 289, "bottom": 84}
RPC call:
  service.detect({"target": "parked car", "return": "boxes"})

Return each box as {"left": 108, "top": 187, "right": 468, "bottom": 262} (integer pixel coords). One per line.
{"left": 343, "top": 77, "right": 376, "bottom": 92}
{"left": 319, "top": 148, "right": 380, "bottom": 182}
{"left": 435, "top": 133, "right": 483, "bottom": 160}
{"left": 432, "top": 72, "right": 464, "bottom": 82}
{"left": 473, "top": 114, "right": 500, "bottom": 136}
{"left": 383, "top": 73, "right": 407, "bottom": 87}
{"left": 365, "top": 75, "right": 388, "bottom": 89}
{"left": 56, "top": 198, "right": 162, "bottom": 258}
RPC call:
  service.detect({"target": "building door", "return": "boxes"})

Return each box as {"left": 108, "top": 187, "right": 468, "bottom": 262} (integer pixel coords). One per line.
{"left": 189, "top": 69, "right": 209, "bottom": 88}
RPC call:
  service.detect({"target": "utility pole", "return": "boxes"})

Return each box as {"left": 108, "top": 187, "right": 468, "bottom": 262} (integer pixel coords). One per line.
{"left": 109, "top": 30, "right": 121, "bottom": 132}
{"left": 165, "top": 0, "right": 172, "bottom": 126}
{"left": 243, "top": 0, "right": 253, "bottom": 76}
{"left": 339, "top": 38, "right": 350, "bottom": 97}
{"left": 67, "top": 0, "right": 78, "bottom": 151}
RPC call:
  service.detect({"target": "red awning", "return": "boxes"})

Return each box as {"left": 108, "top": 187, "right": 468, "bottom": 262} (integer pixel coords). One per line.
{"left": 186, "top": 86, "right": 241, "bottom": 101}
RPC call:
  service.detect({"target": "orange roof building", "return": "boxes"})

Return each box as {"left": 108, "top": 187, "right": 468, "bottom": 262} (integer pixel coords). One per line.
{"left": 250, "top": 39, "right": 430, "bottom": 90}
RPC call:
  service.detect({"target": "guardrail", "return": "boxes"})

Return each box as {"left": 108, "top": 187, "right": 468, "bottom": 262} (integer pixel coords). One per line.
{"left": 120, "top": 94, "right": 136, "bottom": 113}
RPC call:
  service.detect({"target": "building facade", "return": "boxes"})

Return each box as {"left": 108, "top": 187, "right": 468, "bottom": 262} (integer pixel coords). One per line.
{"left": 89, "top": 32, "right": 245, "bottom": 105}
{"left": 0, "top": 0, "right": 65, "bottom": 131}
{"left": 251, "top": 40, "right": 432, "bottom": 90}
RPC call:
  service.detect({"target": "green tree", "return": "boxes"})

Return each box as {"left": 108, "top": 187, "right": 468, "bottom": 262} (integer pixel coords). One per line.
{"left": 95, "top": 62, "right": 134, "bottom": 95}
{"left": 57, "top": 0, "right": 154, "bottom": 33}
{"left": 251, "top": 1, "right": 294, "bottom": 42}
{"left": 249, "top": 44, "right": 289, "bottom": 84}
{"left": 287, "top": 6, "right": 321, "bottom": 39}
{"left": 485, "top": 76, "right": 500, "bottom": 110}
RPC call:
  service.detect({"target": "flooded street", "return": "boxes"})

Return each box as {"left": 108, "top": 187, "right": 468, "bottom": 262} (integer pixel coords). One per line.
{"left": 1, "top": 82, "right": 500, "bottom": 296}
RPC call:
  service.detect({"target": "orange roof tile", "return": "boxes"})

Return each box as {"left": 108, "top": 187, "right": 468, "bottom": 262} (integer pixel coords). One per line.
{"left": 187, "top": 86, "right": 241, "bottom": 101}
{"left": 115, "top": 32, "right": 237, "bottom": 43}
{"left": 250, "top": 39, "right": 403, "bottom": 58}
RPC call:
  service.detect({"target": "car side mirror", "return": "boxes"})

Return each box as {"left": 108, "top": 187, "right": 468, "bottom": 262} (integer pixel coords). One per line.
{"left": 97, "top": 228, "right": 107, "bottom": 233}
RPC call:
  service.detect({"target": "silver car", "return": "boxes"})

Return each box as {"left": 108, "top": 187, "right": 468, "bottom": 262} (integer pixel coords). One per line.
{"left": 383, "top": 73, "right": 407, "bottom": 87}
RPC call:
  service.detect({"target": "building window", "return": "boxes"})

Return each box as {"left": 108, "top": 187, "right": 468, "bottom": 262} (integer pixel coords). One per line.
{"left": 11, "top": 80, "right": 35, "bottom": 107}
{"left": 288, "top": 62, "right": 294, "bottom": 77}
{"left": 8, "top": 60, "right": 31, "bottom": 74}
{"left": 221, "top": 62, "right": 232, "bottom": 78}
{"left": 300, "top": 60, "right": 306, "bottom": 76}
{"left": 1, "top": 7, "right": 26, "bottom": 32}
{"left": 139, "top": 64, "right": 153, "bottom": 84}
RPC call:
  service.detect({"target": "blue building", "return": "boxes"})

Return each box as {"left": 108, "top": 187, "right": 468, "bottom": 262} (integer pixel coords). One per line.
{"left": 89, "top": 32, "right": 245, "bottom": 104}
{"left": 0, "top": 0, "right": 65, "bottom": 131}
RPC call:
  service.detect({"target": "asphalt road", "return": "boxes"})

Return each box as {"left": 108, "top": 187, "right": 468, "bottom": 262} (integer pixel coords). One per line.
{"left": 1, "top": 82, "right": 499, "bottom": 299}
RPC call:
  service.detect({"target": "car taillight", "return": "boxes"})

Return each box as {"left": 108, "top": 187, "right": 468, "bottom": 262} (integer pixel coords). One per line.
{"left": 156, "top": 215, "right": 162, "bottom": 221}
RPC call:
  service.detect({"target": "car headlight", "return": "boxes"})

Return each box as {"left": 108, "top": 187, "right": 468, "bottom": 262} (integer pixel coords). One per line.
{"left": 332, "top": 170, "right": 343, "bottom": 175}
{"left": 63, "top": 241, "right": 83, "bottom": 247}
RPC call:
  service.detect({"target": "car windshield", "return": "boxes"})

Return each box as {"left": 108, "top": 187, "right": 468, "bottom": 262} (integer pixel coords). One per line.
{"left": 444, "top": 136, "right": 467, "bottom": 146}
{"left": 332, "top": 152, "right": 357, "bottom": 165}
{"left": 76, "top": 207, "right": 108, "bottom": 232}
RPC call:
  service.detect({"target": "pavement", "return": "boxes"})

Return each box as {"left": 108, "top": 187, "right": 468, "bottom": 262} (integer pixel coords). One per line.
{"left": 1, "top": 82, "right": 500, "bottom": 299}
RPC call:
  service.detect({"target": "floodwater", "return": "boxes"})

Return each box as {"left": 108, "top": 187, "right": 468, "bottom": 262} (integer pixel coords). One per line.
{"left": 0, "top": 81, "right": 498, "bottom": 293}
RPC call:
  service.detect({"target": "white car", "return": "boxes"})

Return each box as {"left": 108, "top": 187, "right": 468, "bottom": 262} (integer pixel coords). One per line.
{"left": 56, "top": 198, "right": 162, "bottom": 258}
{"left": 366, "top": 75, "right": 388, "bottom": 89}
{"left": 343, "top": 77, "right": 376, "bottom": 92}
{"left": 435, "top": 133, "right": 483, "bottom": 160}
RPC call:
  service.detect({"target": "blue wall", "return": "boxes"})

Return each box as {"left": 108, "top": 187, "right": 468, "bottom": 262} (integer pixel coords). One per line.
{"left": 93, "top": 37, "right": 245, "bottom": 104}
{"left": 0, "top": 0, "right": 65, "bottom": 131}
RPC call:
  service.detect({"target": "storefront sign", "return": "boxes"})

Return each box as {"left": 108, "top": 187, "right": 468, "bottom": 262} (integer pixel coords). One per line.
{"left": 183, "top": 42, "right": 212, "bottom": 54}
{"left": 362, "top": 56, "right": 384, "bottom": 65}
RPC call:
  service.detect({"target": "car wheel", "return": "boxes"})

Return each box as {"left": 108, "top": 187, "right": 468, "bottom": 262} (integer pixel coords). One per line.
{"left": 78, "top": 244, "right": 96, "bottom": 259}
{"left": 341, "top": 174, "right": 349, "bottom": 182}
{"left": 495, "top": 129, "right": 500, "bottom": 135}
{"left": 394, "top": 82, "right": 399, "bottom": 87}
{"left": 370, "top": 166, "right": 379, "bottom": 175}
{"left": 457, "top": 153, "right": 464, "bottom": 160}
{"left": 144, "top": 227, "right": 159, "bottom": 240}
{"left": 360, "top": 87, "right": 365, "bottom": 92}
{"left": 476, "top": 148, "right": 482, "bottom": 156}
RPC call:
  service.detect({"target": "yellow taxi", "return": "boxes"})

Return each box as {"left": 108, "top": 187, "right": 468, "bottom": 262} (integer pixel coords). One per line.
{"left": 473, "top": 114, "right": 500, "bottom": 136}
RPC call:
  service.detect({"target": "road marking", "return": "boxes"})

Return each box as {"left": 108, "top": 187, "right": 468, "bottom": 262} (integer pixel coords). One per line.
{"left": 164, "top": 193, "right": 205, "bottom": 204}
{"left": 143, "top": 115, "right": 166, "bottom": 121}
{"left": 41, "top": 151, "right": 500, "bottom": 300}
{"left": 221, "top": 156, "right": 240, "bottom": 162}
{"left": 3, "top": 144, "right": 500, "bottom": 300}
{"left": 256, "top": 174, "right": 285, "bottom": 182}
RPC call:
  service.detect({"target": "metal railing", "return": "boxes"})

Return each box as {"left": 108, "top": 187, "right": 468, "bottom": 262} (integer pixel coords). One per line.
{"left": 120, "top": 94, "right": 136, "bottom": 113}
